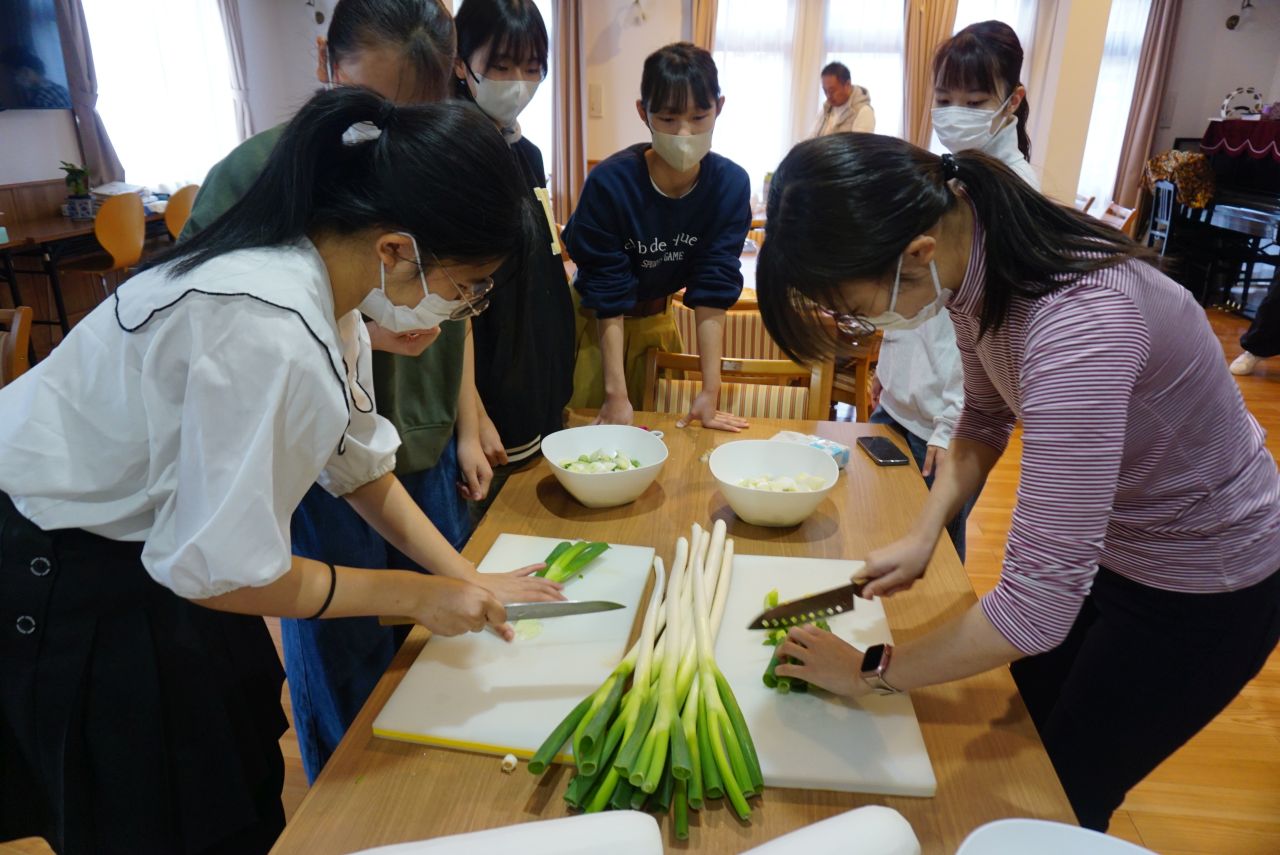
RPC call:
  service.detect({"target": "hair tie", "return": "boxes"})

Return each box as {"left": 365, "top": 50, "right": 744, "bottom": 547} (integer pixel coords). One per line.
{"left": 940, "top": 153, "right": 959, "bottom": 180}
{"left": 374, "top": 100, "right": 397, "bottom": 130}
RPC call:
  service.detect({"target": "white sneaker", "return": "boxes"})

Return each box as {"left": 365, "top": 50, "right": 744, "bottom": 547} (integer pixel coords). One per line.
{"left": 1230, "top": 352, "right": 1260, "bottom": 375}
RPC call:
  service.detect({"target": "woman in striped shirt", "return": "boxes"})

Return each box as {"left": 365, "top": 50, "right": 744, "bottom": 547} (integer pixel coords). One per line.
{"left": 756, "top": 134, "right": 1280, "bottom": 831}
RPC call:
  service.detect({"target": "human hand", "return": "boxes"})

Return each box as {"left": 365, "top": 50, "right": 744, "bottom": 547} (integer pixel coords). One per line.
{"left": 457, "top": 436, "right": 494, "bottom": 501}
{"left": 774, "top": 624, "right": 869, "bottom": 699}
{"left": 366, "top": 321, "right": 439, "bottom": 357}
{"left": 678, "top": 388, "right": 748, "bottom": 432}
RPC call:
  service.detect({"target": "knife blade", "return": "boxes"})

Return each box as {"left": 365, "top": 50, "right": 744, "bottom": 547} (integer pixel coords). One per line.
{"left": 378, "top": 599, "right": 625, "bottom": 627}
{"left": 746, "top": 580, "right": 868, "bottom": 630}
{"left": 505, "top": 600, "right": 625, "bottom": 621}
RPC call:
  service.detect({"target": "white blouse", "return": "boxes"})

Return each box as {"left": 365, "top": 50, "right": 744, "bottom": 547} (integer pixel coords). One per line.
{"left": 0, "top": 240, "right": 399, "bottom": 599}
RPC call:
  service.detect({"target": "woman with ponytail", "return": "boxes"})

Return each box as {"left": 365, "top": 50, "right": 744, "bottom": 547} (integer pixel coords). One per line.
{"left": 0, "top": 88, "right": 558, "bottom": 854}
{"left": 758, "top": 135, "right": 1280, "bottom": 833}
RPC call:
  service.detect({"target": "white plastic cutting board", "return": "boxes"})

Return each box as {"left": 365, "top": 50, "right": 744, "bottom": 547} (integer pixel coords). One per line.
{"left": 374, "top": 534, "right": 655, "bottom": 759}
{"left": 715, "top": 554, "right": 937, "bottom": 797}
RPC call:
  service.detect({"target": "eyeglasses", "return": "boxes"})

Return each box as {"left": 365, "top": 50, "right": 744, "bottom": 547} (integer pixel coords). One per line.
{"left": 834, "top": 313, "right": 876, "bottom": 341}
{"left": 434, "top": 258, "right": 494, "bottom": 320}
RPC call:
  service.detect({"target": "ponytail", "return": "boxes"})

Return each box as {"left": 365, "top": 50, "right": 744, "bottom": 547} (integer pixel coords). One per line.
{"left": 756, "top": 134, "right": 1152, "bottom": 363}
{"left": 152, "top": 87, "right": 538, "bottom": 280}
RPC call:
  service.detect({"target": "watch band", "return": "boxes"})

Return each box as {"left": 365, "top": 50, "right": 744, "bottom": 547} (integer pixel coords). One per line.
{"left": 860, "top": 643, "right": 903, "bottom": 695}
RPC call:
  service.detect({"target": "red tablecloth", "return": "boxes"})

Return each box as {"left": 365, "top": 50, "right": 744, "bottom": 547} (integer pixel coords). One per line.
{"left": 1202, "top": 119, "right": 1280, "bottom": 163}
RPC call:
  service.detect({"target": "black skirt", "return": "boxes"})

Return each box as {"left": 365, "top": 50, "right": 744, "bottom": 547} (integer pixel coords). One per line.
{"left": 0, "top": 493, "right": 287, "bottom": 855}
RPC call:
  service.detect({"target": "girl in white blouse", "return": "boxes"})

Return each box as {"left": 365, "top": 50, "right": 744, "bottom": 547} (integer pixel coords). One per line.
{"left": 0, "top": 88, "right": 558, "bottom": 854}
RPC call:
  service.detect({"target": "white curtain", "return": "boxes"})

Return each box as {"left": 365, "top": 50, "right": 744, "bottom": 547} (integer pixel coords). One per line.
{"left": 82, "top": 0, "right": 240, "bottom": 191}
{"left": 711, "top": 0, "right": 799, "bottom": 198}
{"left": 216, "top": 0, "right": 254, "bottom": 141}
{"left": 1076, "top": 0, "right": 1153, "bottom": 212}
{"left": 927, "top": 0, "right": 1039, "bottom": 154}
{"left": 823, "top": 0, "right": 906, "bottom": 139}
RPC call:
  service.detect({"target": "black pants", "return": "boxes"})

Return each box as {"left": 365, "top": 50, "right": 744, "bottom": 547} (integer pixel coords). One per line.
{"left": 1241, "top": 275, "right": 1280, "bottom": 358}
{"left": 0, "top": 494, "right": 286, "bottom": 854}
{"left": 1011, "top": 566, "right": 1280, "bottom": 831}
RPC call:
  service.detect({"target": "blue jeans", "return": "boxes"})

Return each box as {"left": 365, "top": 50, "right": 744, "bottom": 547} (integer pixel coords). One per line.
{"left": 869, "top": 407, "right": 974, "bottom": 562}
{"left": 283, "top": 436, "right": 472, "bottom": 783}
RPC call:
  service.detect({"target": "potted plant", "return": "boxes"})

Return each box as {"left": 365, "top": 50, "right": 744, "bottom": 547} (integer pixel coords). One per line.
{"left": 60, "top": 161, "right": 93, "bottom": 219}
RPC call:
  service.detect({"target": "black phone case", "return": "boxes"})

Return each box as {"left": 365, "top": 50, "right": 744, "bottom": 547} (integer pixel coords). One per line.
{"left": 856, "top": 436, "right": 910, "bottom": 466}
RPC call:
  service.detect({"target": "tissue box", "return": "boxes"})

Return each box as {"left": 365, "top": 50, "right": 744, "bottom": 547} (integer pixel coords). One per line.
{"left": 770, "top": 431, "right": 851, "bottom": 469}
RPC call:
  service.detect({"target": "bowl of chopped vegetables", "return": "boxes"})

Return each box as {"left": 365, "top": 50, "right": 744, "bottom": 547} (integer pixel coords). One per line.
{"left": 541, "top": 425, "right": 668, "bottom": 508}
{"left": 709, "top": 439, "right": 838, "bottom": 527}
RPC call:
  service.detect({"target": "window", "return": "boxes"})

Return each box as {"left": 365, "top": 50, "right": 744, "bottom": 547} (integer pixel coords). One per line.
{"left": 824, "top": 0, "right": 905, "bottom": 140}
{"left": 1077, "top": 0, "right": 1152, "bottom": 211}
{"left": 929, "top": 0, "right": 1040, "bottom": 155}
{"left": 712, "top": 0, "right": 798, "bottom": 196}
{"left": 82, "top": 0, "right": 240, "bottom": 191}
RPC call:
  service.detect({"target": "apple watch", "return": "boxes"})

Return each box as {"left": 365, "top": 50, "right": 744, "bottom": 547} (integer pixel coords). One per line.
{"left": 859, "top": 643, "right": 902, "bottom": 695}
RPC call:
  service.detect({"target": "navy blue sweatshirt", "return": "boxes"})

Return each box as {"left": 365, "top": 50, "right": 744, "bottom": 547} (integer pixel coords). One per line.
{"left": 564, "top": 143, "right": 751, "bottom": 318}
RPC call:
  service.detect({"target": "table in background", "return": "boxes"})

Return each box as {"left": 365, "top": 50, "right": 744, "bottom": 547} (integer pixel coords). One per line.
{"left": 269, "top": 414, "right": 1075, "bottom": 855}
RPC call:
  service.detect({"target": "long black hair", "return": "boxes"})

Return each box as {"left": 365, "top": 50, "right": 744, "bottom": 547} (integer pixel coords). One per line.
{"left": 328, "top": 0, "right": 456, "bottom": 102}
{"left": 756, "top": 134, "right": 1153, "bottom": 362}
{"left": 640, "top": 42, "right": 720, "bottom": 114}
{"left": 933, "top": 20, "right": 1031, "bottom": 161}
{"left": 152, "top": 87, "right": 538, "bottom": 278}
{"left": 454, "top": 0, "right": 548, "bottom": 100}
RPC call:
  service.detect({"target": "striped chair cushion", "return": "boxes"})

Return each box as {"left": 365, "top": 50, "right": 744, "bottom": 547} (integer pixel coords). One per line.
{"left": 655, "top": 378, "right": 811, "bottom": 421}
{"left": 672, "top": 301, "right": 784, "bottom": 360}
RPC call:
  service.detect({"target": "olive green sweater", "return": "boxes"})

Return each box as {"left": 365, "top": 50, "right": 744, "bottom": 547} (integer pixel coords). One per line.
{"left": 182, "top": 124, "right": 464, "bottom": 474}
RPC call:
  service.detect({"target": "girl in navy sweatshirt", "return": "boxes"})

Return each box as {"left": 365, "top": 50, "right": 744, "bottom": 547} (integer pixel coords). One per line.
{"left": 564, "top": 42, "right": 752, "bottom": 431}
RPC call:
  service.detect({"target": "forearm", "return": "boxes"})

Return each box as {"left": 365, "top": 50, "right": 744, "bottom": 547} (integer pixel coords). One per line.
{"left": 343, "top": 471, "right": 476, "bottom": 580}
{"left": 456, "top": 321, "right": 480, "bottom": 440}
{"left": 912, "top": 436, "right": 999, "bottom": 541}
{"left": 598, "top": 315, "right": 628, "bottom": 400}
{"left": 885, "top": 603, "right": 1025, "bottom": 691}
{"left": 694, "top": 306, "right": 728, "bottom": 395}
{"left": 194, "top": 556, "right": 434, "bottom": 621}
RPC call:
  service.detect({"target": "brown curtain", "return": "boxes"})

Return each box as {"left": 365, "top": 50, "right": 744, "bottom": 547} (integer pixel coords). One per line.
{"left": 1112, "top": 0, "right": 1181, "bottom": 208}
{"left": 552, "top": 0, "right": 587, "bottom": 223}
{"left": 903, "top": 0, "right": 959, "bottom": 148}
{"left": 216, "top": 0, "right": 254, "bottom": 142}
{"left": 54, "top": 0, "right": 124, "bottom": 185}
{"left": 692, "top": 0, "right": 718, "bottom": 51}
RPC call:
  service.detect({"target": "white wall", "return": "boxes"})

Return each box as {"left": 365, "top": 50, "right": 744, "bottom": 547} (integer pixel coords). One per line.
{"left": 583, "top": 0, "right": 686, "bottom": 161}
{"left": 0, "top": 108, "right": 81, "bottom": 184}
{"left": 239, "top": 0, "right": 328, "bottom": 131}
{"left": 1159, "top": 0, "right": 1280, "bottom": 152}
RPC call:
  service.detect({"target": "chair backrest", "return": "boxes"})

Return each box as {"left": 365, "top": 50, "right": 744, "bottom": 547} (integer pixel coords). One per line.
{"left": 1150, "top": 180, "right": 1176, "bottom": 229}
{"left": 0, "top": 306, "right": 33, "bottom": 387}
{"left": 642, "top": 349, "right": 833, "bottom": 421}
{"left": 1099, "top": 201, "right": 1138, "bottom": 236}
{"left": 1074, "top": 193, "right": 1095, "bottom": 214}
{"left": 671, "top": 300, "right": 785, "bottom": 360}
{"left": 164, "top": 184, "right": 200, "bottom": 239}
{"left": 94, "top": 192, "right": 146, "bottom": 269}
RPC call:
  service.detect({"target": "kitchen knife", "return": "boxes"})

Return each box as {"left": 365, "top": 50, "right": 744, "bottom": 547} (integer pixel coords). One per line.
{"left": 379, "top": 599, "right": 625, "bottom": 627}
{"left": 746, "top": 580, "right": 869, "bottom": 630}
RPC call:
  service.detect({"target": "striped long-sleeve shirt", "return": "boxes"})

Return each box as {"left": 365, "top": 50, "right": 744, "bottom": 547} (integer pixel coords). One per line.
{"left": 949, "top": 220, "right": 1280, "bottom": 655}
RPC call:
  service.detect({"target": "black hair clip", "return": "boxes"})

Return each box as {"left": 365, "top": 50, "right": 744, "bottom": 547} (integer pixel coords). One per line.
{"left": 374, "top": 100, "right": 397, "bottom": 130}
{"left": 940, "top": 152, "right": 959, "bottom": 180}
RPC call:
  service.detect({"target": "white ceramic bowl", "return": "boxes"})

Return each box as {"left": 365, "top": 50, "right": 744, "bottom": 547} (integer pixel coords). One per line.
{"left": 542, "top": 425, "right": 668, "bottom": 509}
{"left": 709, "top": 439, "right": 839, "bottom": 527}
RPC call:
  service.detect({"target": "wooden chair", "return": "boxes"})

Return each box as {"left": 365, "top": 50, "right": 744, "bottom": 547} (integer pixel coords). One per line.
{"left": 671, "top": 299, "right": 784, "bottom": 360}
{"left": 1098, "top": 201, "right": 1139, "bottom": 237}
{"left": 1074, "top": 193, "right": 1095, "bottom": 214}
{"left": 642, "top": 348, "right": 833, "bottom": 421}
{"left": 829, "top": 330, "right": 883, "bottom": 423}
{"left": 164, "top": 184, "right": 199, "bottom": 239}
{"left": 57, "top": 193, "right": 146, "bottom": 298}
{"left": 0, "top": 306, "right": 33, "bottom": 387}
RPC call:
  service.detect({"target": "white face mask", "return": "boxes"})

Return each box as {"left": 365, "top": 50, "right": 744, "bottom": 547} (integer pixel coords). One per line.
{"left": 472, "top": 75, "right": 540, "bottom": 129}
{"left": 932, "top": 93, "right": 1013, "bottom": 154}
{"left": 864, "top": 254, "right": 947, "bottom": 332}
{"left": 357, "top": 233, "right": 467, "bottom": 333}
{"left": 649, "top": 128, "right": 713, "bottom": 172}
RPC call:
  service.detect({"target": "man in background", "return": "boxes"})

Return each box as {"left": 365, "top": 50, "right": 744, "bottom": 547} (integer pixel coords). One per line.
{"left": 809, "top": 61, "right": 874, "bottom": 137}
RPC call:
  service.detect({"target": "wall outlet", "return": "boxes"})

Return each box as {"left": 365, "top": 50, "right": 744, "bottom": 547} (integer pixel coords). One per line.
{"left": 589, "top": 83, "right": 603, "bottom": 118}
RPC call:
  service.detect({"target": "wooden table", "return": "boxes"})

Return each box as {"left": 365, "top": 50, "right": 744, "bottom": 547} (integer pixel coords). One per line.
{"left": 270, "top": 415, "right": 1075, "bottom": 854}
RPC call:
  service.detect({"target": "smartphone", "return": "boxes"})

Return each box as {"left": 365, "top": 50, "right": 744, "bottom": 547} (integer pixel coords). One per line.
{"left": 856, "top": 436, "right": 911, "bottom": 467}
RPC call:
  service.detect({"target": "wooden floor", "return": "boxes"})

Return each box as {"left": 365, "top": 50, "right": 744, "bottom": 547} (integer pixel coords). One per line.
{"left": 2, "top": 309, "right": 1277, "bottom": 854}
